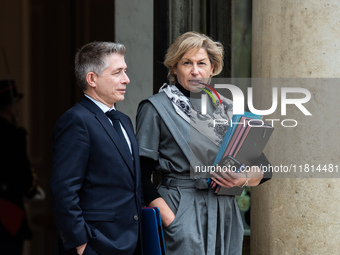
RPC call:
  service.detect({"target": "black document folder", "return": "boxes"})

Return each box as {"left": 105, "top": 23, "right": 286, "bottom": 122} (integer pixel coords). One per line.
{"left": 142, "top": 207, "right": 166, "bottom": 255}
{"left": 233, "top": 123, "right": 274, "bottom": 166}
{"left": 211, "top": 115, "right": 274, "bottom": 196}
{"left": 215, "top": 124, "right": 274, "bottom": 195}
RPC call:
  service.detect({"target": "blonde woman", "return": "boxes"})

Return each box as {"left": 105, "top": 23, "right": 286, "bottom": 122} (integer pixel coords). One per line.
{"left": 136, "top": 32, "right": 271, "bottom": 255}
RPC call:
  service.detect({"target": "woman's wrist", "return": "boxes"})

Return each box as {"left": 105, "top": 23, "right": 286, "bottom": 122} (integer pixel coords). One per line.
{"left": 239, "top": 171, "right": 249, "bottom": 188}
{"left": 149, "top": 197, "right": 175, "bottom": 227}
{"left": 242, "top": 166, "right": 263, "bottom": 187}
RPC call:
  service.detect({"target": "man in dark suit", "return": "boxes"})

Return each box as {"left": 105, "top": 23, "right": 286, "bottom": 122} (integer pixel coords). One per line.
{"left": 50, "top": 42, "right": 143, "bottom": 255}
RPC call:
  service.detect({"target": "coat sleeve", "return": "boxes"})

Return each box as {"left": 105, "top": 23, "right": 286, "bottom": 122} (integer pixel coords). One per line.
{"left": 50, "top": 109, "right": 90, "bottom": 249}
{"left": 254, "top": 152, "right": 273, "bottom": 184}
{"left": 136, "top": 101, "right": 163, "bottom": 205}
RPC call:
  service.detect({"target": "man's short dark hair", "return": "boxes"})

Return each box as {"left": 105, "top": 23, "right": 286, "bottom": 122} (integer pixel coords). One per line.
{"left": 75, "top": 42, "right": 126, "bottom": 91}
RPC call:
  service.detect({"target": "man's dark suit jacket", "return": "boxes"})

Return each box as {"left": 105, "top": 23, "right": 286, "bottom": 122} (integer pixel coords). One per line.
{"left": 51, "top": 96, "right": 144, "bottom": 255}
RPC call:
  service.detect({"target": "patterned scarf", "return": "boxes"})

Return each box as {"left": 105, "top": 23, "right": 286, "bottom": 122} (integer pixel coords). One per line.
{"left": 160, "top": 83, "right": 233, "bottom": 146}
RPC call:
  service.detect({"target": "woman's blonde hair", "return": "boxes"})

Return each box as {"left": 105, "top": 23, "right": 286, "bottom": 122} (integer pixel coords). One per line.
{"left": 164, "top": 31, "right": 224, "bottom": 83}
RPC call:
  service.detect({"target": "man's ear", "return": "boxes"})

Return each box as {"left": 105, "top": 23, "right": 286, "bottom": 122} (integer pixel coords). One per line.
{"left": 86, "top": 72, "right": 97, "bottom": 88}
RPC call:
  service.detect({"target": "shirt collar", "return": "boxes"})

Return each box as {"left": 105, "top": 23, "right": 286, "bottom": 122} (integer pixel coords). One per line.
{"left": 84, "top": 94, "right": 116, "bottom": 113}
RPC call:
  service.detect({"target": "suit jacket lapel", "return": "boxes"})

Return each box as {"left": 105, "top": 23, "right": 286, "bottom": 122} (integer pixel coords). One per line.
{"left": 80, "top": 97, "right": 135, "bottom": 176}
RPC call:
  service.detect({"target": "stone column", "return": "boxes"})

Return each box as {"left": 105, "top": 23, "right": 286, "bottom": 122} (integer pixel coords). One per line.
{"left": 251, "top": 1, "right": 340, "bottom": 254}
{"left": 115, "top": 0, "right": 153, "bottom": 125}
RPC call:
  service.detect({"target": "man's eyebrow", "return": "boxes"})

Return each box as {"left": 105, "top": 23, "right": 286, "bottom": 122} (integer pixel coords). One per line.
{"left": 112, "top": 67, "right": 126, "bottom": 72}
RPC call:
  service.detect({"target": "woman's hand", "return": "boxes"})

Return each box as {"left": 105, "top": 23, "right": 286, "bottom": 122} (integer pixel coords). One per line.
{"left": 149, "top": 197, "right": 175, "bottom": 227}
{"left": 210, "top": 165, "right": 263, "bottom": 193}
{"left": 211, "top": 169, "right": 246, "bottom": 190}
